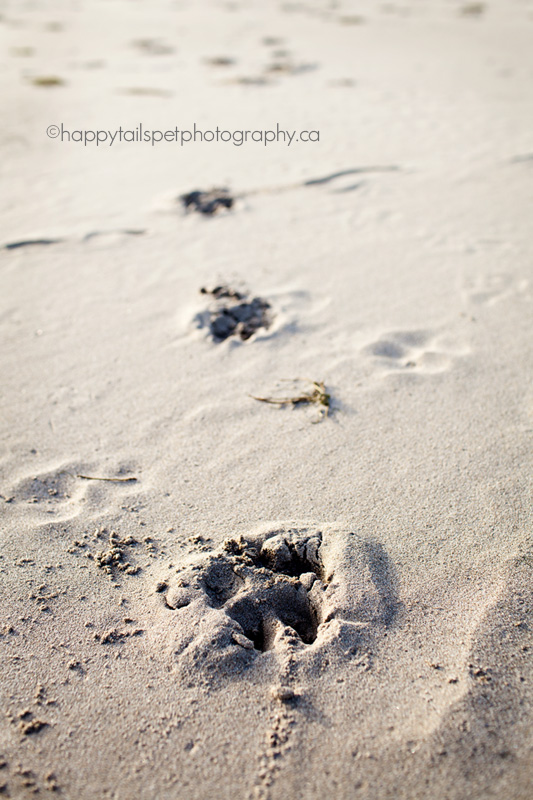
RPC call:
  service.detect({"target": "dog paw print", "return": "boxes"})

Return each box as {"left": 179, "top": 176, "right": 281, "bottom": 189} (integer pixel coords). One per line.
{"left": 157, "top": 526, "right": 400, "bottom": 683}
{"left": 461, "top": 272, "right": 529, "bottom": 308}
{"left": 156, "top": 528, "right": 343, "bottom": 683}
{"left": 166, "top": 531, "right": 327, "bottom": 656}
{"left": 4, "top": 466, "right": 87, "bottom": 521}
{"left": 194, "top": 285, "right": 273, "bottom": 342}
{"left": 362, "top": 329, "right": 460, "bottom": 375}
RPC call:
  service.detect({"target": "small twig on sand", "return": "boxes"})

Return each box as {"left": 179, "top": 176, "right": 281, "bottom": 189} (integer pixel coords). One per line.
{"left": 75, "top": 475, "right": 137, "bottom": 483}
{"left": 251, "top": 379, "right": 331, "bottom": 422}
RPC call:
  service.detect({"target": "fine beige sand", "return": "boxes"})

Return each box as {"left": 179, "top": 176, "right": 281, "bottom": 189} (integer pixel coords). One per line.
{"left": 1, "top": 1, "right": 532, "bottom": 798}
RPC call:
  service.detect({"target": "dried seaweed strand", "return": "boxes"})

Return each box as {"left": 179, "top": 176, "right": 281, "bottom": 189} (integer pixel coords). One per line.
{"left": 251, "top": 380, "right": 330, "bottom": 420}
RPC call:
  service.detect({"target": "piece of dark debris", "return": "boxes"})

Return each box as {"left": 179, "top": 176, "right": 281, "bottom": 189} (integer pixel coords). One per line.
{"left": 205, "top": 56, "right": 235, "bottom": 67}
{"left": 180, "top": 188, "right": 234, "bottom": 215}
{"left": 132, "top": 38, "right": 175, "bottom": 56}
{"left": 469, "top": 664, "right": 492, "bottom": 683}
{"left": 460, "top": 3, "right": 485, "bottom": 16}
{"left": 199, "top": 285, "right": 272, "bottom": 342}
{"left": 44, "top": 772, "right": 60, "bottom": 792}
{"left": 30, "top": 75, "right": 65, "bottom": 87}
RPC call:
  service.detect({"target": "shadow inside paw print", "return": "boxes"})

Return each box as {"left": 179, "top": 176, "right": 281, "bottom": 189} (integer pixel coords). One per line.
{"left": 167, "top": 531, "right": 327, "bottom": 652}
{"left": 221, "top": 533, "right": 326, "bottom": 650}
{"left": 196, "top": 285, "right": 272, "bottom": 342}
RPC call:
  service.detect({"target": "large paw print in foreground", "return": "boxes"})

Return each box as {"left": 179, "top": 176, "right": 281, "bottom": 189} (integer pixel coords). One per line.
{"left": 159, "top": 526, "right": 401, "bottom": 681}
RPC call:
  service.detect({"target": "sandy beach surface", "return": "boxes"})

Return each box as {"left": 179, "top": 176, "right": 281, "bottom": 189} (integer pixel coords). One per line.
{"left": 1, "top": 1, "right": 532, "bottom": 798}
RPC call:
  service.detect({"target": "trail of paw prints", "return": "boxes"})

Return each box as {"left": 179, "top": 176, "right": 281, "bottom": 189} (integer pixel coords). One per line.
{"left": 460, "top": 271, "right": 530, "bottom": 308}
{"left": 361, "top": 328, "right": 469, "bottom": 377}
